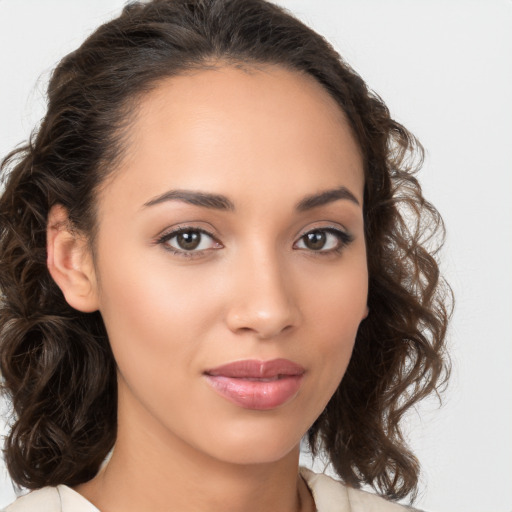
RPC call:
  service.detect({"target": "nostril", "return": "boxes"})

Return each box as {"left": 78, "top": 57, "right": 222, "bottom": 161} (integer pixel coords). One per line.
{"left": 224, "top": 267, "right": 301, "bottom": 338}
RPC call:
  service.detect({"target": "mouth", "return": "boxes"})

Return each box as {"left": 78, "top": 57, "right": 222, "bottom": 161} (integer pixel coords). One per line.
{"left": 203, "top": 359, "right": 305, "bottom": 410}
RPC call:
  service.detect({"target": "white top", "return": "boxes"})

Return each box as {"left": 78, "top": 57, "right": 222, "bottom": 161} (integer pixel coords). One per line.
{"left": 3, "top": 468, "right": 418, "bottom": 512}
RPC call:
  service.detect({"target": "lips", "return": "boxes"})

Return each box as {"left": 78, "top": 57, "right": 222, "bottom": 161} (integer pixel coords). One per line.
{"left": 204, "top": 359, "right": 305, "bottom": 410}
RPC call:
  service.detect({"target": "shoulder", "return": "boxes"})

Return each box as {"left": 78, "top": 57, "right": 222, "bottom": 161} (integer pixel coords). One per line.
{"left": 300, "top": 467, "right": 421, "bottom": 512}
{"left": 345, "top": 486, "right": 420, "bottom": 512}
{"left": 2, "top": 487, "right": 60, "bottom": 512}
{"left": 2, "top": 485, "right": 99, "bottom": 512}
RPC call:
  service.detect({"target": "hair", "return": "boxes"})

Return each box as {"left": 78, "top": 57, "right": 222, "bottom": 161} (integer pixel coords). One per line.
{"left": 0, "top": 0, "right": 451, "bottom": 502}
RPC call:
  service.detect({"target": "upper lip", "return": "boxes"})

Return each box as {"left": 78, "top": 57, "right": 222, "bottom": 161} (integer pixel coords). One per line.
{"left": 204, "top": 359, "right": 305, "bottom": 379}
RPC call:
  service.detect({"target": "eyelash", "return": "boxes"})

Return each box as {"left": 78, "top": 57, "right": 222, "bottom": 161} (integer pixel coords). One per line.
{"left": 295, "top": 227, "right": 354, "bottom": 256}
{"left": 156, "top": 227, "right": 221, "bottom": 259}
{"left": 155, "top": 225, "right": 354, "bottom": 259}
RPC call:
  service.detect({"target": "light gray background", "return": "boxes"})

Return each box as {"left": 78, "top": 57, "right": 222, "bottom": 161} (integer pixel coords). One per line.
{"left": 1, "top": 1, "right": 511, "bottom": 511}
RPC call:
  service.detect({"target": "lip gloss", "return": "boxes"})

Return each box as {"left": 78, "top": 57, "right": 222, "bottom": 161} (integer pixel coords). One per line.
{"left": 203, "top": 359, "right": 305, "bottom": 410}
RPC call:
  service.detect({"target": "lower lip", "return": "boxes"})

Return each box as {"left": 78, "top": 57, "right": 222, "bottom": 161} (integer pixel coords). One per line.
{"left": 204, "top": 375, "right": 303, "bottom": 410}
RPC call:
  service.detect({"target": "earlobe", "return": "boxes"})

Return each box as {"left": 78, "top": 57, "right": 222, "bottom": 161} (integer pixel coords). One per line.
{"left": 46, "top": 204, "right": 99, "bottom": 313}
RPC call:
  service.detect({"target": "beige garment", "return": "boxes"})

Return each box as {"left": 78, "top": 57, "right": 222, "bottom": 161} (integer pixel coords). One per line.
{"left": 3, "top": 468, "right": 418, "bottom": 512}
{"left": 300, "top": 468, "right": 418, "bottom": 512}
{"left": 2, "top": 484, "right": 99, "bottom": 512}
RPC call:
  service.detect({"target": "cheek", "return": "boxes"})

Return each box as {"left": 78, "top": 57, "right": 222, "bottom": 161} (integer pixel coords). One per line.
{"left": 306, "top": 257, "right": 368, "bottom": 332}
{"left": 95, "top": 253, "right": 213, "bottom": 376}
{"left": 303, "top": 257, "right": 368, "bottom": 374}
{"left": 97, "top": 266, "right": 216, "bottom": 430}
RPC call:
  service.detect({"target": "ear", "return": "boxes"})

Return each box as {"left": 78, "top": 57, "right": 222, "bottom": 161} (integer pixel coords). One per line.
{"left": 47, "top": 204, "right": 99, "bottom": 313}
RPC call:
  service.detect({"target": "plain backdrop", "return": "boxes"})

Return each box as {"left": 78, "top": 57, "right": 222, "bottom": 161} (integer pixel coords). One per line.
{"left": 0, "top": 1, "right": 511, "bottom": 511}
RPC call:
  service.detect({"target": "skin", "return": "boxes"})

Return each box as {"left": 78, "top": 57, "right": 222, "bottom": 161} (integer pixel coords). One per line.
{"left": 48, "top": 65, "right": 368, "bottom": 512}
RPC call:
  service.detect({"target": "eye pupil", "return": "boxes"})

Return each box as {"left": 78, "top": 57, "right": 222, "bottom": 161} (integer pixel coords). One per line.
{"left": 304, "top": 231, "right": 326, "bottom": 250}
{"left": 177, "top": 231, "right": 201, "bottom": 250}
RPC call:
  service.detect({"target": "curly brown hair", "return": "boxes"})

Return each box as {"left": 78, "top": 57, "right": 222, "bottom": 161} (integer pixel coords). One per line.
{"left": 0, "top": 0, "right": 451, "bottom": 502}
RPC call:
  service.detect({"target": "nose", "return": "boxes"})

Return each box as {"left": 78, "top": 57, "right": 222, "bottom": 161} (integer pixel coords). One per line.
{"left": 225, "top": 250, "right": 301, "bottom": 339}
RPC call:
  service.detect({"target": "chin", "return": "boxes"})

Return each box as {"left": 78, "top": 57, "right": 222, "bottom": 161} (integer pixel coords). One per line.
{"left": 190, "top": 415, "right": 306, "bottom": 466}
{"left": 210, "top": 440, "right": 300, "bottom": 467}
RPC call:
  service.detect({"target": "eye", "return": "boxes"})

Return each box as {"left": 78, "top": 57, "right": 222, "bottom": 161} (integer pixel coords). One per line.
{"left": 157, "top": 227, "right": 221, "bottom": 255}
{"left": 294, "top": 228, "right": 353, "bottom": 253}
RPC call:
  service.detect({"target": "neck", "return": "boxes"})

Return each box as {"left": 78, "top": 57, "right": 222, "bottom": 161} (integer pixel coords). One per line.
{"left": 74, "top": 390, "right": 314, "bottom": 512}
{"left": 76, "top": 443, "right": 308, "bottom": 512}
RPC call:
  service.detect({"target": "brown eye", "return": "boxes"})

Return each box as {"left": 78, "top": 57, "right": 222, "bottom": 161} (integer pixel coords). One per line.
{"left": 303, "top": 231, "right": 327, "bottom": 250}
{"left": 295, "top": 228, "right": 353, "bottom": 253}
{"left": 159, "top": 228, "right": 220, "bottom": 254}
{"left": 176, "top": 231, "right": 202, "bottom": 250}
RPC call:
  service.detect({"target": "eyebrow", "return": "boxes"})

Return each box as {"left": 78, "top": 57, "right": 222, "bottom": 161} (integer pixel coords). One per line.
{"left": 143, "top": 185, "right": 360, "bottom": 211}
{"left": 143, "top": 190, "right": 235, "bottom": 211}
{"left": 295, "top": 186, "right": 360, "bottom": 211}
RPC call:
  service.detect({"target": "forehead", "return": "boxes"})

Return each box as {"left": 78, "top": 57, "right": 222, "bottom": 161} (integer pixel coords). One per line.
{"left": 99, "top": 64, "right": 364, "bottom": 210}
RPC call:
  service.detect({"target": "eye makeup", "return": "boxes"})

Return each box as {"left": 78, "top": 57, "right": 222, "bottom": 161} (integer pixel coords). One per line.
{"left": 154, "top": 223, "right": 354, "bottom": 260}
{"left": 155, "top": 226, "right": 222, "bottom": 258}
{"left": 294, "top": 227, "right": 354, "bottom": 254}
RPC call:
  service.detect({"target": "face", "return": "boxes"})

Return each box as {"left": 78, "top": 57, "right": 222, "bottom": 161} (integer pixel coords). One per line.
{"left": 90, "top": 65, "right": 368, "bottom": 466}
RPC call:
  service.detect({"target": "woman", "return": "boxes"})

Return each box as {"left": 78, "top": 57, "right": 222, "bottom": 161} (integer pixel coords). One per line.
{"left": 0, "top": 0, "right": 450, "bottom": 510}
